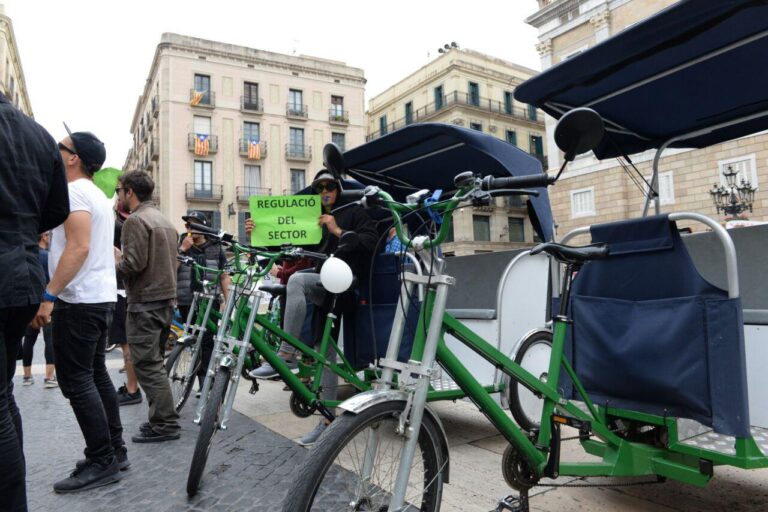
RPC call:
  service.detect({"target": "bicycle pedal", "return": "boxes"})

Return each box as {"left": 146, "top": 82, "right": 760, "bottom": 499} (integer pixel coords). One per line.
{"left": 249, "top": 381, "right": 259, "bottom": 395}
{"left": 494, "top": 493, "right": 529, "bottom": 512}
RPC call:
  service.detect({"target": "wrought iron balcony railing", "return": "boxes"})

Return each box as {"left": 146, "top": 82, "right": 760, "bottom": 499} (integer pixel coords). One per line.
{"left": 238, "top": 139, "right": 267, "bottom": 159}
{"left": 285, "top": 144, "right": 312, "bottom": 161}
{"left": 286, "top": 103, "right": 308, "bottom": 119}
{"left": 241, "top": 96, "right": 263, "bottom": 113}
{"left": 187, "top": 133, "right": 219, "bottom": 154}
{"left": 185, "top": 183, "right": 223, "bottom": 201}
{"left": 189, "top": 89, "right": 215, "bottom": 108}
{"left": 329, "top": 108, "right": 349, "bottom": 124}
{"left": 236, "top": 186, "right": 271, "bottom": 202}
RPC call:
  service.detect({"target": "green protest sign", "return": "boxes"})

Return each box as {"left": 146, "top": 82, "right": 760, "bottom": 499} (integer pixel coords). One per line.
{"left": 249, "top": 195, "right": 322, "bottom": 246}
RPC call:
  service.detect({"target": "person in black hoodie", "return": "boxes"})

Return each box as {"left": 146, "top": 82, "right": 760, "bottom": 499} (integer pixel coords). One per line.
{"left": 248, "top": 170, "right": 377, "bottom": 445}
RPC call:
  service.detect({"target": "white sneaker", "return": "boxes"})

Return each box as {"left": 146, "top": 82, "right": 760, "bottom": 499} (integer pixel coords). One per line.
{"left": 44, "top": 378, "right": 59, "bottom": 389}
{"left": 22, "top": 376, "right": 34, "bottom": 386}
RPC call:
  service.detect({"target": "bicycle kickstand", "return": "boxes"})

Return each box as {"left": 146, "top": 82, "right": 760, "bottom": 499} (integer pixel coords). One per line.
{"left": 493, "top": 490, "right": 529, "bottom": 512}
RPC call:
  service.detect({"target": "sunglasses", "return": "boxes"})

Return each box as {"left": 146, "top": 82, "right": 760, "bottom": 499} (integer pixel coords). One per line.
{"left": 58, "top": 142, "right": 77, "bottom": 155}
{"left": 115, "top": 187, "right": 124, "bottom": 194}
{"left": 313, "top": 182, "right": 338, "bottom": 193}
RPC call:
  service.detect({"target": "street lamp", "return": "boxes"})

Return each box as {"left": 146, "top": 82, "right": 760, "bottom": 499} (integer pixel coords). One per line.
{"left": 709, "top": 165, "right": 757, "bottom": 219}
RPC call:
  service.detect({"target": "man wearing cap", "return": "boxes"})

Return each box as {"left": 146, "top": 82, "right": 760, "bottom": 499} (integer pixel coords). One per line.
{"left": 176, "top": 211, "right": 230, "bottom": 392}
{"left": 114, "top": 171, "right": 181, "bottom": 443}
{"left": 247, "top": 170, "right": 377, "bottom": 445}
{"left": 32, "top": 130, "right": 127, "bottom": 493}
{"left": 0, "top": 92, "right": 69, "bottom": 511}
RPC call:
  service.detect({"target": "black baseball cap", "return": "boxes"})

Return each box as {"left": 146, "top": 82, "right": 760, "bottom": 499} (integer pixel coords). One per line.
{"left": 310, "top": 169, "right": 339, "bottom": 188}
{"left": 63, "top": 122, "right": 106, "bottom": 175}
{"left": 182, "top": 211, "right": 209, "bottom": 226}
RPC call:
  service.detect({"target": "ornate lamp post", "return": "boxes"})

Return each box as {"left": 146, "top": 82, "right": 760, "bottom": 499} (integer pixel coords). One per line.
{"left": 709, "top": 165, "right": 757, "bottom": 219}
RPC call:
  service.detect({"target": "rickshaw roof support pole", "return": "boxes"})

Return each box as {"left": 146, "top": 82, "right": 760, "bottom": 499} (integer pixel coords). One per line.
{"left": 642, "top": 108, "right": 768, "bottom": 217}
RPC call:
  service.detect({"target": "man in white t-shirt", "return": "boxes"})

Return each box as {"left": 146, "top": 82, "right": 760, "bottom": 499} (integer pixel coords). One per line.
{"left": 31, "top": 130, "right": 127, "bottom": 493}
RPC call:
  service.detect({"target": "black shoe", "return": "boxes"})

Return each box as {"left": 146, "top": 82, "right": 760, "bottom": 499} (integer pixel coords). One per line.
{"left": 54, "top": 458, "right": 120, "bottom": 493}
{"left": 131, "top": 429, "right": 180, "bottom": 443}
{"left": 75, "top": 448, "right": 130, "bottom": 473}
{"left": 116, "top": 384, "right": 142, "bottom": 406}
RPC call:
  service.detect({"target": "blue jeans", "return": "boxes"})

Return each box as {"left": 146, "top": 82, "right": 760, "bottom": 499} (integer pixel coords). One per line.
{"left": 0, "top": 304, "right": 36, "bottom": 512}
{"left": 52, "top": 301, "right": 124, "bottom": 464}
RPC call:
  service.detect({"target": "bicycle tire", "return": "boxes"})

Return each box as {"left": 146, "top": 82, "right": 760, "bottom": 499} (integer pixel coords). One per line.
{"left": 165, "top": 342, "right": 201, "bottom": 412}
{"left": 283, "top": 401, "right": 446, "bottom": 512}
{"left": 186, "top": 365, "right": 230, "bottom": 497}
{"left": 507, "top": 330, "right": 552, "bottom": 432}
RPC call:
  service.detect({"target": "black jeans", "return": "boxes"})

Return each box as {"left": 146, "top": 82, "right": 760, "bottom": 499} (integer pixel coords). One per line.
{"left": 52, "top": 301, "right": 124, "bottom": 464}
{"left": 22, "top": 323, "right": 54, "bottom": 366}
{"left": 0, "top": 305, "right": 36, "bottom": 512}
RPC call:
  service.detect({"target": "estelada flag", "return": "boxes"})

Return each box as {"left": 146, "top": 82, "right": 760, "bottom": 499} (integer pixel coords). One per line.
{"left": 195, "top": 134, "right": 209, "bottom": 156}
{"left": 247, "top": 140, "right": 261, "bottom": 160}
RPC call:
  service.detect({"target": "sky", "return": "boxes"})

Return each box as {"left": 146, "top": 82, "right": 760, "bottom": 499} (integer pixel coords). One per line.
{"left": 4, "top": 0, "right": 542, "bottom": 169}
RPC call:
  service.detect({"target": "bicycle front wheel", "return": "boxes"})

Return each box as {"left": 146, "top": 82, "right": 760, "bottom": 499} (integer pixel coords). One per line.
{"left": 284, "top": 401, "right": 445, "bottom": 512}
{"left": 165, "top": 341, "right": 200, "bottom": 412}
{"left": 187, "top": 365, "right": 230, "bottom": 496}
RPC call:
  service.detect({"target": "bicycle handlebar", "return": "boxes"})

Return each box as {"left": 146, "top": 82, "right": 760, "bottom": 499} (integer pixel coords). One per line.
{"left": 481, "top": 173, "right": 555, "bottom": 191}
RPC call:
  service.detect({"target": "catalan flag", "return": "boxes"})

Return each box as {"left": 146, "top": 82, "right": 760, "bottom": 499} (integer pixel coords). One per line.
{"left": 190, "top": 90, "right": 205, "bottom": 106}
{"left": 247, "top": 139, "right": 261, "bottom": 160}
{"left": 195, "top": 134, "right": 209, "bottom": 156}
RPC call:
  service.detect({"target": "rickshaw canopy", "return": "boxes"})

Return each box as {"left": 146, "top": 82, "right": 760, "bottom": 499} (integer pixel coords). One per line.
{"left": 342, "top": 123, "right": 554, "bottom": 241}
{"left": 515, "top": 0, "right": 768, "bottom": 159}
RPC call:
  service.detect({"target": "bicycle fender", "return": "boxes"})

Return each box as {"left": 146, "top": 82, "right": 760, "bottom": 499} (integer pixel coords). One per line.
{"left": 338, "top": 389, "right": 451, "bottom": 483}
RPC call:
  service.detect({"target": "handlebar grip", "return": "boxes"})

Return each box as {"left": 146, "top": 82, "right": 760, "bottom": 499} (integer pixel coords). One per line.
{"left": 481, "top": 173, "right": 554, "bottom": 191}
{"left": 340, "top": 189, "right": 365, "bottom": 201}
{"left": 186, "top": 221, "right": 219, "bottom": 236}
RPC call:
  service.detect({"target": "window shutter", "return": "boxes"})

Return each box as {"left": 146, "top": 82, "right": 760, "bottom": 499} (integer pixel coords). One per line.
{"left": 213, "top": 210, "right": 221, "bottom": 230}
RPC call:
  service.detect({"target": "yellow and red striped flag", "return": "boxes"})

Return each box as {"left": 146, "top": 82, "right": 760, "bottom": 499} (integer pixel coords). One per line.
{"left": 190, "top": 90, "right": 205, "bottom": 106}
{"left": 247, "top": 139, "right": 261, "bottom": 160}
{"left": 194, "top": 134, "right": 209, "bottom": 156}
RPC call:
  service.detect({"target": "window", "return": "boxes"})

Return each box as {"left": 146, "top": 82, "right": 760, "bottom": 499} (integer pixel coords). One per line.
{"left": 379, "top": 115, "right": 388, "bottom": 135}
{"left": 194, "top": 74, "right": 211, "bottom": 104}
{"left": 405, "top": 102, "right": 413, "bottom": 125}
{"left": 243, "top": 121, "right": 260, "bottom": 142}
{"left": 473, "top": 215, "right": 490, "bottom": 241}
{"left": 331, "top": 132, "right": 346, "bottom": 152}
{"left": 434, "top": 85, "right": 444, "bottom": 110}
{"left": 290, "top": 169, "right": 305, "bottom": 194}
{"left": 289, "top": 127, "right": 305, "bottom": 156}
{"left": 244, "top": 82, "right": 259, "bottom": 108}
{"left": 529, "top": 135, "right": 544, "bottom": 157}
{"left": 468, "top": 82, "right": 480, "bottom": 107}
{"left": 645, "top": 171, "right": 675, "bottom": 205}
{"left": 504, "top": 91, "right": 514, "bottom": 115}
{"left": 193, "top": 116, "right": 211, "bottom": 135}
{"left": 470, "top": 122, "right": 482, "bottom": 132}
{"left": 527, "top": 104, "right": 538, "bottom": 121}
{"left": 571, "top": 187, "right": 595, "bottom": 218}
{"left": 331, "top": 95, "right": 344, "bottom": 118}
{"left": 506, "top": 130, "right": 517, "bottom": 146}
{"left": 244, "top": 164, "right": 261, "bottom": 191}
{"left": 507, "top": 217, "right": 525, "bottom": 242}
{"left": 238, "top": 211, "right": 251, "bottom": 243}
{"left": 288, "top": 89, "right": 303, "bottom": 113}
{"left": 194, "top": 161, "right": 213, "bottom": 197}
{"left": 718, "top": 154, "right": 759, "bottom": 188}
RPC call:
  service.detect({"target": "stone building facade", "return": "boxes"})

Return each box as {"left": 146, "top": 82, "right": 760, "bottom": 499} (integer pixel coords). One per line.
{"left": 0, "top": 4, "right": 32, "bottom": 116}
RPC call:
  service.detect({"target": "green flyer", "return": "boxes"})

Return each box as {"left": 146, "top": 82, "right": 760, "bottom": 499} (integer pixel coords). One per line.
{"left": 249, "top": 195, "right": 323, "bottom": 246}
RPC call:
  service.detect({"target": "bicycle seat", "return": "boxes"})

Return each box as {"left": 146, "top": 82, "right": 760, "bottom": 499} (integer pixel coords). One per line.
{"left": 260, "top": 284, "right": 287, "bottom": 297}
{"left": 530, "top": 242, "right": 609, "bottom": 265}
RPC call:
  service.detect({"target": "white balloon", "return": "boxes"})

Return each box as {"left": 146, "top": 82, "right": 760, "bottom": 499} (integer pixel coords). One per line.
{"left": 320, "top": 257, "right": 353, "bottom": 294}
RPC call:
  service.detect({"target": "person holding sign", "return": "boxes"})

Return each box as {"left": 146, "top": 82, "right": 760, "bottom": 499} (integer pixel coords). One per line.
{"left": 246, "top": 170, "right": 377, "bottom": 446}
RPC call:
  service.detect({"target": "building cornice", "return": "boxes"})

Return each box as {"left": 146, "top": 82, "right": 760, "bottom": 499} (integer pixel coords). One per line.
{"left": 525, "top": 0, "right": 581, "bottom": 28}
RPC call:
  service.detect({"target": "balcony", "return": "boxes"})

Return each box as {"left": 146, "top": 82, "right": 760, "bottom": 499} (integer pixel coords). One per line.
{"left": 285, "top": 144, "right": 312, "bottom": 162}
{"left": 241, "top": 96, "right": 263, "bottom": 114}
{"left": 187, "top": 133, "right": 219, "bottom": 154}
{"left": 236, "top": 186, "right": 271, "bottom": 202}
{"left": 238, "top": 139, "right": 267, "bottom": 159}
{"left": 286, "top": 103, "right": 308, "bottom": 120}
{"left": 501, "top": 195, "right": 526, "bottom": 209}
{"left": 189, "top": 89, "right": 215, "bottom": 108}
{"left": 185, "top": 183, "right": 223, "bottom": 202}
{"left": 150, "top": 137, "right": 159, "bottom": 161}
{"left": 329, "top": 108, "right": 349, "bottom": 125}
{"left": 366, "top": 91, "right": 545, "bottom": 141}
{"left": 151, "top": 95, "right": 159, "bottom": 118}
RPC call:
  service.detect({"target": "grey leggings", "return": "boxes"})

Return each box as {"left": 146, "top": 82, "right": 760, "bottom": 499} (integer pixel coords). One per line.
{"left": 280, "top": 272, "right": 337, "bottom": 402}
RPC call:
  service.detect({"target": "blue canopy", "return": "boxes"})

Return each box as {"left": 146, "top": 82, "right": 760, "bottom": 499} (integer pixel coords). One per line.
{"left": 342, "top": 123, "right": 554, "bottom": 241}
{"left": 515, "top": 0, "right": 768, "bottom": 159}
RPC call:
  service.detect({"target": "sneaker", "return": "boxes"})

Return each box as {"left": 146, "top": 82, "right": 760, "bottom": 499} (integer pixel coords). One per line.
{"left": 44, "top": 378, "right": 58, "bottom": 389}
{"left": 75, "top": 448, "right": 130, "bottom": 472}
{"left": 131, "top": 428, "right": 180, "bottom": 443}
{"left": 248, "top": 359, "right": 298, "bottom": 380}
{"left": 298, "top": 421, "right": 328, "bottom": 447}
{"left": 118, "top": 366, "right": 127, "bottom": 374}
{"left": 53, "top": 458, "right": 120, "bottom": 493}
{"left": 22, "top": 376, "right": 34, "bottom": 386}
{"left": 116, "top": 384, "right": 142, "bottom": 406}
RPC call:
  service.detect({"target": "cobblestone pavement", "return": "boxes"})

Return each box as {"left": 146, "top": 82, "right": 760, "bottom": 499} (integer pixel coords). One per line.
{"left": 15, "top": 346, "right": 306, "bottom": 512}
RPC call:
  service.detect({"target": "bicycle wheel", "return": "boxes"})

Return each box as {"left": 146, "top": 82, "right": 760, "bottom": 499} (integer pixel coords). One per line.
{"left": 165, "top": 342, "right": 200, "bottom": 412}
{"left": 187, "top": 366, "right": 230, "bottom": 497}
{"left": 284, "top": 401, "right": 445, "bottom": 512}
{"left": 507, "top": 330, "right": 552, "bottom": 432}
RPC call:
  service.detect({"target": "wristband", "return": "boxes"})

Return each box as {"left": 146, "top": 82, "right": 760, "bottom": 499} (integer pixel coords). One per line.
{"left": 42, "top": 290, "right": 58, "bottom": 303}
